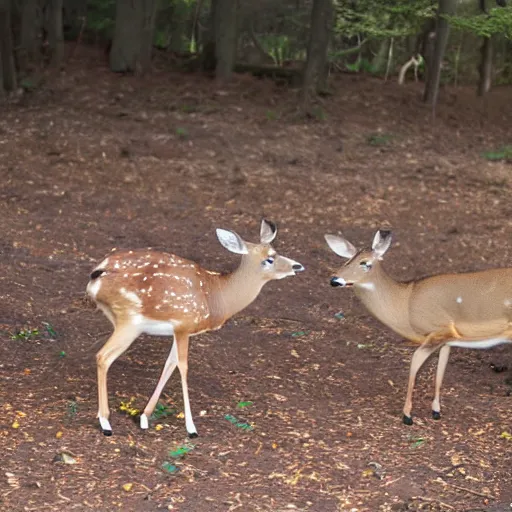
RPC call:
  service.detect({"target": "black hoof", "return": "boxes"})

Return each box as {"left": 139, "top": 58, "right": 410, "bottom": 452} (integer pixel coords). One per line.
{"left": 188, "top": 432, "right": 199, "bottom": 439}
{"left": 432, "top": 410, "right": 441, "bottom": 421}
{"left": 402, "top": 414, "right": 413, "bottom": 426}
{"left": 101, "top": 428, "right": 113, "bottom": 436}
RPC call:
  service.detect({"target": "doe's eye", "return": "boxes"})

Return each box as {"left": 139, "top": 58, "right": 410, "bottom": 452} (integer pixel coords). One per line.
{"left": 360, "top": 260, "right": 372, "bottom": 271}
{"left": 264, "top": 257, "right": 274, "bottom": 265}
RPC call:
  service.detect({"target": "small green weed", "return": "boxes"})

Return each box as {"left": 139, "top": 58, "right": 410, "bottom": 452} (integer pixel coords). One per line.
{"left": 175, "top": 127, "right": 188, "bottom": 139}
{"left": 481, "top": 146, "right": 512, "bottom": 162}
{"left": 265, "top": 110, "right": 279, "bottom": 121}
{"left": 150, "top": 402, "right": 177, "bottom": 420}
{"left": 10, "top": 322, "right": 57, "bottom": 341}
{"left": 11, "top": 328, "right": 39, "bottom": 340}
{"left": 408, "top": 434, "right": 425, "bottom": 449}
{"left": 67, "top": 400, "right": 78, "bottom": 419}
{"left": 367, "top": 133, "right": 393, "bottom": 146}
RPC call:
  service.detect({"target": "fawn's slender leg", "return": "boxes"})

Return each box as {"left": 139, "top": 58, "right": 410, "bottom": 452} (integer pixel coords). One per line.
{"left": 96, "top": 325, "right": 140, "bottom": 435}
{"left": 140, "top": 339, "right": 178, "bottom": 429}
{"left": 432, "top": 344, "right": 451, "bottom": 420}
{"left": 175, "top": 332, "right": 198, "bottom": 438}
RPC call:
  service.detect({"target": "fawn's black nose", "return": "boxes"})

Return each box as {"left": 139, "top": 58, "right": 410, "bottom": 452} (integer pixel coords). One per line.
{"left": 330, "top": 277, "right": 343, "bottom": 287}
{"left": 293, "top": 263, "right": 305, "bottom": 272}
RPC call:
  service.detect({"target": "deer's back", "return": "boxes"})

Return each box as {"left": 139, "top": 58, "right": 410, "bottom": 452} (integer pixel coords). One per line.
{"left": 89, "top": 249, "right": 221, "bottom": 330}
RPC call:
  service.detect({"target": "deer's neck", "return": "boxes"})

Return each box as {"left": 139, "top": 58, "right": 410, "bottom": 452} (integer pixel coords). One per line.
{"left": 354, "top": 264, "right": 417, "bottom": 341}
{"left": 207, "top": 258, "right": 266, "bottom": 325}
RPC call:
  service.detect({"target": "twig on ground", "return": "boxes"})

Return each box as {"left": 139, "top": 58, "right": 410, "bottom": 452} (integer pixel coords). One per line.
{"left": 434, "top": 477, "right": 496, "bottom": 499}
{"left": 413, "top": 496, "right": 456, "bottom": 510}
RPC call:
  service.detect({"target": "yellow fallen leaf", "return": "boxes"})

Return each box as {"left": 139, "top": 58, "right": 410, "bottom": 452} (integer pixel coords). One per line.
{"left": 362, "top": 468, "right": 374, "bottom": 477}
{"left": 451, "top": 453, "right": 461, "bottom": 465}
{"left": 176, "top": 412, "right": 184, "bottom": 419}
{"left": 122, "top": 483, "right": 133, "bottom": 492}
{"left": 56, "top": 431, "right": 63, "bottom": 439}
{"left": 16, "top": 411, "right": 26, "bottom": 417}
{"left": 500, "top": 431, "right": 512, "bottom": 440}
{"left": 272, "top": 443, "right": 278, "bottom": 449}
{"left": 290, "top": 349, "right": 299, "bottom": 358}
{"left": 12, "top": 420, "right": 20, "bottom": 429}
{"left": 155, "top": 424, "right": 164, "bottom": 431}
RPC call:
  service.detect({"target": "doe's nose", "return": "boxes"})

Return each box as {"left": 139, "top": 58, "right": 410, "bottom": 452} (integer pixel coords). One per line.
{"left": 330, "top": 277, "right": 343, "bottom": 287}
{"left": 293, "top": 263, "right": 305, "bottom": 272}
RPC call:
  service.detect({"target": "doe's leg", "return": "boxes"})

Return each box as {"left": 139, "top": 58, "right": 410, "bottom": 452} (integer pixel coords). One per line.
{"left": 402, "top": 342, "right": 441, "bottom": 425}
{"left": 432, "top": 344, "right": 451, "bottom": 420}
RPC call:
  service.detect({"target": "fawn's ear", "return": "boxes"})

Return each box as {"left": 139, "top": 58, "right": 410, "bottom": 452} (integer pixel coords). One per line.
{"left": 216, "top": 229, "right": 249, "bottom": 255}
{"left": 372, "top": 230, "right": 392, "bottom": 259}
{"left": 324, "top": 234, "right": 357, "bottom": 259}
{"left": 260, "top": 219, "right": 277, "bottom": 244}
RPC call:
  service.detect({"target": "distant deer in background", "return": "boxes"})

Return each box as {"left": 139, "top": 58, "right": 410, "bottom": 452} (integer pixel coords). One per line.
{"left": 325, "top": 229, "right": 512, "bottom": 425}
{"left": 87, "top": 219, "right": 304, "bottom": 437}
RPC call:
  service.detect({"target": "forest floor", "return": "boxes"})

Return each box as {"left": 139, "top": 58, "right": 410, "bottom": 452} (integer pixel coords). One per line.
{"left": 0, "top": 47, "right": 511, "bottom": 512}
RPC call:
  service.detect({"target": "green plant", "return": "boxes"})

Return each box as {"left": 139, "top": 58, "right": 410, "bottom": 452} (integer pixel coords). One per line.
{"left": 175, "top": 127, "right": 188, "bottom": 139}
{"left": 481, "top": 145, "right": 512, "bottom": 161}
{"left": 367, "top": 133, "right": 393, "bottom": 146}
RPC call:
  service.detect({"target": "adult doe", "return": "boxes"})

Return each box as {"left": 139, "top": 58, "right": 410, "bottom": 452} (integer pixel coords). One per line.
{"left": 87, "top": 219, "right": 304, "bottom": 437}
{"left": 325, "top": 229, "right": 512, "bottom": 425}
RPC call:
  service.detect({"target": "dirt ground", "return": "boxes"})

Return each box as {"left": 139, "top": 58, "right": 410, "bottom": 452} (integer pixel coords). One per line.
{"left": 0, "top": 47, "right": 511, "bottom": 512}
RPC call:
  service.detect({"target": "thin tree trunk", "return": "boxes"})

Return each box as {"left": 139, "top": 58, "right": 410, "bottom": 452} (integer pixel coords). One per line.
{"left": 200, "top": 0, "right": 216, "bottom": 71}
{"left": 20, "top": 0, "right": 39, "bottom": 68}
{"left": 169, "top": 0, "right": 186, "bottom": 52}
{"left": 423, "top": 0, "right": 456, "bottom": 106}
{"left": 0, "top": 0, "right": 17, "bottom": 92}
{"left": 372, "top": 38, "right": 390, "bottom": 74}
{"left": 301, "top": 0, "right": 333, "bottom": 110}
{"left": 110, "top": 0, "right": 158, "bottom": 74}
{"left": 477, "top": 36, "right": 492, "bottom": 96}
{"left": 48, "top": 0, "right": 64, "bottom": 68}
{"left": 214, "top": 0, "right": 237, "bottom": 82}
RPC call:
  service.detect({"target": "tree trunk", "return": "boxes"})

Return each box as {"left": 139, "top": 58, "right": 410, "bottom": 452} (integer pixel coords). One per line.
{"left": 0, "top": 0, "right": 17, "bottom": 92}
{"left": 214, "top": 0, "right": 237, "bottom": 82}
{"left": 423, "top": 0, "right": 456, "bottom": 106}
{"left": 477, "top": 36, "right": 492, "bottom": 96}
{"left": 301, "top": 0, "right": 333, "bottom": 109}
{"left": 110, "top": 0, "right": 159, "bottom": 74}
{"left": 372, "top": 38, "right": 390, "bottom": 74}
{"left": 47, "top": 0, "right": 64, "bottom": 68}
{"left": 169, "top": 0, "right": 187, "bottom": 53}
{"left": 20, "top": 0, "right": 39, "bottom": 68}
{"left": 200, "top": 0, "right": 216, "bottom": 71}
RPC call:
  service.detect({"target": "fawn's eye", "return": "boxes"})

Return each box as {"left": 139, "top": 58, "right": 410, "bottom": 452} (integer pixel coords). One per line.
{"left": 265, "top": 257, "right": 274, "bottom": 264}
{"left": 360, "top": 260, "right": 372, "bottom": 271}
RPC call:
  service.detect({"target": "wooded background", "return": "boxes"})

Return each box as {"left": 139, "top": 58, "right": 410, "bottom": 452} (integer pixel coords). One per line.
{"left": 1, "top": 0, "right": 511, "bottom": 110}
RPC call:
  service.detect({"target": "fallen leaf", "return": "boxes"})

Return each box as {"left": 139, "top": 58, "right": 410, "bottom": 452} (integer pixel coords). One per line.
{"left": 56, "top": 431, "right": 63, "bottom": 439}
{"left": 12, "top": 420, "right": 20, "bottom": 429}
{"left": 53, "top": 452, "right": 78, "bottom": 464}
{"left": 155, "top": 424, "right": 164, "bottom": 431}
{"left": 122, "top": 483, "right": 133, "bottom": 492}
{"left": 290, "top": 349, "right": 299, "bottom": 358}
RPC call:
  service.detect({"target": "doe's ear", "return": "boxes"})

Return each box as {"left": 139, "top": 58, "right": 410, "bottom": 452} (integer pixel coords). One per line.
{"left": 260, "top": 219, "right": 277, "bottom": 244}
{"left": 372, "top": 229, "right": 392, "bottom": 259}
{"left": 216, "top": 229, "right": 249, "bottom": 255}
{"left": 324, "top": 234, "right": 357, "bottom": 259}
